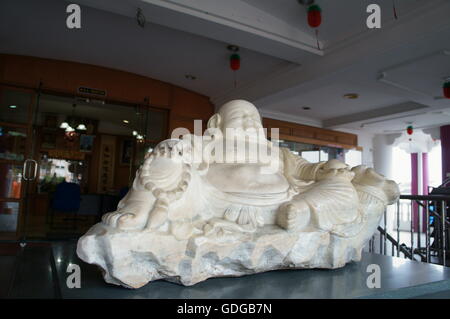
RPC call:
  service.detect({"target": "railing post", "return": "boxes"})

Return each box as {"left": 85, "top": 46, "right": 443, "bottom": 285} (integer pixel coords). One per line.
{"left": 379, "top": 229, "right": 383, "bottom": 255}
{"left": 371, "top": 235, "right": 375, "bottom": 253}
{"left": 410, "top": 200, "right": 414, "bottom": 260}
{"left": 397, "top": 200, "right": 400, "bottom": 257}
{"left": 417, "top": 200, "right": 422, "bottom": 259}
{"left": 426, "top": 201, "right": 430, "bottom": 263}
{"left": 442, "top": 200, "right": 447, "bottom": 267}
{"left": 384, "top": 209, "right": 387, "bottom": 255}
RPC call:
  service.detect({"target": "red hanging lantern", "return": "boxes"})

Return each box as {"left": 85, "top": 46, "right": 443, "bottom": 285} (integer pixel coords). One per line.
{"left": 230, "top": 53, "right": 240, "bottom": 71}
{"left": 307, "top": 4, "right": 322, "bottom": 28}
{"left": 444, "top": 81, "right": 450, "bottom": 99}
{"left": 406, "top": 125, "right": 413, "bottom": 135}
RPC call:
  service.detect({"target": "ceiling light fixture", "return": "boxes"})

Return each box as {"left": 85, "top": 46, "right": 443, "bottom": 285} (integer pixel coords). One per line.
{"left": 297, "top": 0, "right": 315, "bottom": 5}
{"left": 185, "top": 74, "right": 197, "bottom": 80}
{"left": 59, "top": 103, "right": 87, "bottom": 134}
{"left": 123, "top": 119, "right": 130, "bottom": 124}
{"left": 343, "top": 93, "right": 359, "bottom": 100}
{"left": 9, "top": 105, "right": 17, "bottom": 109}
{"left": 76, "top": 123, "right": 87, "bottom": 131}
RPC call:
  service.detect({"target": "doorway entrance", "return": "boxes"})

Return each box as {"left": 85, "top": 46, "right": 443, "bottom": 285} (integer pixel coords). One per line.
{"left": 0, "top": 86, "right": 36, "bottom": 240}
{"left": 0, "top": 86, "right": 168, "bottom": 241}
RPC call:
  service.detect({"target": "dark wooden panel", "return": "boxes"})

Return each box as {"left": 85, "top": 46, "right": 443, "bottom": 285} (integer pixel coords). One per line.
{"left": 314, "top": 132, "right": 337, "bottom": 142}
{"left": 292, "top": 127, "right": 315, "bottom": 139}
{"left": 336, "top": 134, "right": 357, "bottom": 146}
{"left": 263, "top": 117, "right": 358, "bottom": 148}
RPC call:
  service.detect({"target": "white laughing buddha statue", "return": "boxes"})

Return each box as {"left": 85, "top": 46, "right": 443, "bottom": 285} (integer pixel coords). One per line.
{"left": 77, "top": 100, "right": 400, "bottom": 288}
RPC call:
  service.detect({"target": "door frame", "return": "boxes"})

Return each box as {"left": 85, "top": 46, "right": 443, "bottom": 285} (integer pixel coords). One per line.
{"left": 0, "top": 85, "right": 38, "bottom": 241}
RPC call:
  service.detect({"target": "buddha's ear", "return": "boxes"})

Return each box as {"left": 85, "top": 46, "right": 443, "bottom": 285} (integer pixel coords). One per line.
{"left": 207, "top": 113, "right": 221, "bottom": 129}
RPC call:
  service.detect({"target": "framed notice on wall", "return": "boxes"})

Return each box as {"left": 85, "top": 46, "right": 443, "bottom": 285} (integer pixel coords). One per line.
{"left": 97, "top": 135, "right": 116, "bottom": 194}
{"left": 120, "top": 139, "right": 134, "bottom": 165}
{"left": 80, "top": 134, "right": 95, "bottom": 152}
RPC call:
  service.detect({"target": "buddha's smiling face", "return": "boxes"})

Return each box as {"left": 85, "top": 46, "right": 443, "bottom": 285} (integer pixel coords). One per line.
{"left": 211, "top": 100, "right": 263, "bottom": 133}
{"left": 206, "top": 100, "right": 277, "bottom": 169}
{"left": 220, "top": 103, "right": 263, "bottom": 132}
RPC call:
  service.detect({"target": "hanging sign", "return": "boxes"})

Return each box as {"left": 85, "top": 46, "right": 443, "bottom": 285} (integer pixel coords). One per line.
{"left": 78, "top": 86, "right": 107, "bottom": 97}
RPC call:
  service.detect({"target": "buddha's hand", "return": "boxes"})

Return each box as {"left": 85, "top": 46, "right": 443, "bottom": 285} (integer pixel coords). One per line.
{"left": 276, "top": 200, "right": 311, "bottom": 231}
{"left": 148, "top": 139, "right": 193, "bottom": 164}
{"left": 316, "top": 159, "right": 355, "bottom": 182}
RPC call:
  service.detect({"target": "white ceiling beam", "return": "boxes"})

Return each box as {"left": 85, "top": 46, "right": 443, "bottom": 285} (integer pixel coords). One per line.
{"left": 70, "top": 0, "right": 323, "bottom": 63}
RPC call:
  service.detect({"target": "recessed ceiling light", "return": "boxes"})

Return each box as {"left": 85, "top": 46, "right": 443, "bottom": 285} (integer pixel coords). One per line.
{"left": 185, "top": 74, "right": 197, "bottom": 80}
{"left": 302, "top": 106, "right": 311, "bottom": 110}
{"left": 123, "top": 120, "right": 130, "bottom": 124}
{"left": 297, "top": 0, "right": 314, "bottom": 6}
{"left": 9, "top": 105, "right": 17, "bottom": 109}
{"left": 343, "top": 93, "right": 359, "bottom": 99}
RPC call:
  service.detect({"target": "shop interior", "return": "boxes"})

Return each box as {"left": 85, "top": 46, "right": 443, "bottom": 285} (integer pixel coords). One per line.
{"left": 0, "top": 88, "right": 167, "bottom": 239}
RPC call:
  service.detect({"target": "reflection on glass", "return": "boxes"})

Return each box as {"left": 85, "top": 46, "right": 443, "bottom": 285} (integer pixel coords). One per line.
{"left": 38, "top": 94, "right": 168, "bottom": 145}
{"left": 0, "top": 126, "right": 27, "bottom": 161}
{"left": 146, "top": 110, "right": 167, "bottom": 141}
{"left": 38, "top": 155, "right": 86, "bottom": 193}
{"left": 321, "top": 146, "right": 345, "bottom": 162}
{"left": 0, "top": 164, "right": 22, "bottom": 199}
{"left": 134, "top": 142, "right": 158, "bottom": 167}
{"left": 0, "top": 201, "right": 19, "bottom": 232}
{"left": 320, "top": 150, "right": 329, "bottom": 162}
{"left": 0, "top": 90, "right": 31, "bottom": 124}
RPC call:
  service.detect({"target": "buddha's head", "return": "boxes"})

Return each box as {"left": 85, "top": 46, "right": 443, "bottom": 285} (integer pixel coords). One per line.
{"left": 207, "top": 100, "right": 263, "bottom": 133}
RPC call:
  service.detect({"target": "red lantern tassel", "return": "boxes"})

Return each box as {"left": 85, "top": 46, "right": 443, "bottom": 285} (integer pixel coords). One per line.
{"left": 315, "top": 29, "right": 320, "bottom": 50}
{"left": 393, "top": 0, "right": 398, "bottom": 20}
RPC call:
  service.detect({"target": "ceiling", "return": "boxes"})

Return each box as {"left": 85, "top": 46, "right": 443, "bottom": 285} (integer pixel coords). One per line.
{"left": 0, "top": 0, "right": 293, "bottom": 99}
{"left": 1, "top": 0, "right": 450, "bottom": 136}
{"left": 241, "top": 0, "right": 424, "bottom": 48}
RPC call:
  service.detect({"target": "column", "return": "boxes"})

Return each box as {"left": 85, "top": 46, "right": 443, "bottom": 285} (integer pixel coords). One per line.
{"left": 441, "top": 125, "right": 450, "bottom": 181}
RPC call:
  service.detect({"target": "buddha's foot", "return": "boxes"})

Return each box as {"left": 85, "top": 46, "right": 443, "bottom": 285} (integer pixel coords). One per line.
{"left": 102, "top": 202, "right": 150, "bottom": 231}
{"left": 145, "top": 199, "right": 169, "bottom": 230}
{"left": 276, "top": 200, "right": 311, "bottom": 231}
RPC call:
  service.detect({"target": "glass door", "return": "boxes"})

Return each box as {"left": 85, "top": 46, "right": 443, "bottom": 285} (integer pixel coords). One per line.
{"left": 0, "top": 86, "right": 36, "bottom": 240}
{"left": 28, "top": 94, "right": 168, "bottom": 239}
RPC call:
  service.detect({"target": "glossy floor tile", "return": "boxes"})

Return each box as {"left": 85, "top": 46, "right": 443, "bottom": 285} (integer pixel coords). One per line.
{"left": 1, "top": 241, "right": 450, "bottom": 299}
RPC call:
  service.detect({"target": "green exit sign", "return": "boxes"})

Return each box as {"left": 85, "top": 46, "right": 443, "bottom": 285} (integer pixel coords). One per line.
{"left": 78, "top": 86, "right": 107, "bottom": 96}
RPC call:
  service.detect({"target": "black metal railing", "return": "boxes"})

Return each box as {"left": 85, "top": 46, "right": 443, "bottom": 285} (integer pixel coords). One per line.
{"left": 370, "top": 193, "right": 449, "bottom": 267}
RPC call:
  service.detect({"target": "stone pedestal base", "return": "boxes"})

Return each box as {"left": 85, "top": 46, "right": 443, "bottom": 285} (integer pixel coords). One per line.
{"left": 77, "top": 223, "right": 367, "bottom": 288}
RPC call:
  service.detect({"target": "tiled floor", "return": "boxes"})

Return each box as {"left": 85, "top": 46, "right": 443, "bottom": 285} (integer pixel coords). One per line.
{"left": 2, "top": 240, "right": 450, "bottom": 299}
{"left": 0, "top": 242, "right": 61, "bottom": 298}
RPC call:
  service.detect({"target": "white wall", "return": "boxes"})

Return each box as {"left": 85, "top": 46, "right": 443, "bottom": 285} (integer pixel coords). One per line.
{"left": 373, "top": 134, "right": 395, "bottom": 179}
{"left": 335, "top": 128, "right": 374, "bottom": 168}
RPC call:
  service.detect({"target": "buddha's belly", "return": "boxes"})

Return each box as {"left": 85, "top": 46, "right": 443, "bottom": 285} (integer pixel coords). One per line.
{"left": 205, "top": 163, "right": 289, "bottom": 194}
